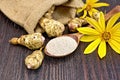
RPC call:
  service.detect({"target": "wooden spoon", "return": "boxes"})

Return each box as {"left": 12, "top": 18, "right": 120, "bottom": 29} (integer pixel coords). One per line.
{"left": 44, "top": 33, "right": 82, "bottom": 57}
{"left": 105, "top": 5, "right": 120, "bottom": 20}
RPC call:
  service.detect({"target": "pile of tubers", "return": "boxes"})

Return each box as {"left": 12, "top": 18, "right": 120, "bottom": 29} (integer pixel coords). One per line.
{"left": 9, "top": 5, "right": 120, "bottom": 69}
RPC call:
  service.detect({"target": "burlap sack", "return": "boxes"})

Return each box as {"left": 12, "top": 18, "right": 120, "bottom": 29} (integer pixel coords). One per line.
{"left": 52, "top": 6, "right": 77, "bottom": 24}
{"left": 0, "top": 0, "right": 84, "bottom": 33}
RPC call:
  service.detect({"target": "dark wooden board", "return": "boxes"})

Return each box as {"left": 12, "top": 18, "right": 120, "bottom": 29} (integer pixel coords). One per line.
{"left": 0, "top": 0, "right": 120, "bottom": 80}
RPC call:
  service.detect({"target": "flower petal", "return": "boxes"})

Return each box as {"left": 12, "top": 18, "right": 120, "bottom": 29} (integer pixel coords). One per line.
{"left": 84, "top": 38, "right": 101, "bottom": 54}
{"left": 81, "top": 10, "right": 87, "bottom": 18}
{"left": 80, "top": 35, "right": 99, "bottom": 42}
{"left": 98, "top": 12, "right": 105, "bottom": 31}
{"left": 91, "top": 8, "right": 99, "bottom": 12}
{"left": 77, "top": 27, "right": 100, "bottom": 35}
{"left": 77, "top": 4, "right": 87, "bottom": 14}
{"left": 88, "top": 10, "right": 93, "bottom": 17}
{"left": 111, "top": 36, "right": 120, "bottom": 43}
{"left": 98, "top": 40, "right": 106, "bottom": 58}
{"left": 77, "top": 8, "right": 84, "bottom": 14}
{"left": 92, "top": 3, "right": 109, "bottom": 8}
{"left": 111, "top": 22, "right": 120, "bottom": 33}
{"left": 108, "top": 39, "right": 120, "bottom": 54}
{"left": 85, "top": 17, "right": 102, "bottom": 32}
{"left": 112, "top": 30, "right": 120, "bottom": 37}
{"left": 106, "top": 12, "right": 120, "bottom": 31}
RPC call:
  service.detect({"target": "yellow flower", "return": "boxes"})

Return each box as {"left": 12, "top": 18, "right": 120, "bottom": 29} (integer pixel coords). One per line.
{"left": 77, "top": 0, "right": 109, "bottom": 18}
{"left": 77, "top": 12, "right": 120, "bottom": 59}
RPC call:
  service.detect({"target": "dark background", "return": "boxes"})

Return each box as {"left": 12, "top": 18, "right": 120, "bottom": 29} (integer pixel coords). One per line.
{"left": 0, "top": 0, "right": 120, "bottom": 80}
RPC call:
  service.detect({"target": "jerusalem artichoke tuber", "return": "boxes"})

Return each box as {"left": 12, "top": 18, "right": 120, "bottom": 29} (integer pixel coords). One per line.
{"left": 39, "top": 18, "right": 65, "bottom": 37}
{"left": 9, "top": 33, "right": 45, "bottom": 50}
{"left": 25, "top": 48, "right": 44, "bottom": 69}
{"left": 68, "top": 18, "right": 87, "bottom": 32}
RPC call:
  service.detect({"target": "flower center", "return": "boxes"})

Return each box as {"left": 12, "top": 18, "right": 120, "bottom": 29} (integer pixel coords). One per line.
{"left": 86, "top": 5, "right": 92, "bottom": 11}
{"left": 102, "top": 32, "right": 111, "bottom": 41}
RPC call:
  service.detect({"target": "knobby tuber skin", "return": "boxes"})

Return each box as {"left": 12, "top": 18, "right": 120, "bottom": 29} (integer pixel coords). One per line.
{"left": 39, "top": 17, "right": 65, "bottom": 37}
{"left": 44, "top": 33, "right": 82, "bottom": 57}
{"left": 68, "top": 18, "right": 87, "bottom": 32}
{"left": 34, "top": 6, "right": 55, "bottom": 33}
{"left": 25, "top": 48, "right": 44, "bottom": 69}
{"left": 44, "top": 6, "right": 55, "bottom": 19}
{"left": 9, "top": 33, "right": 45, "bottom": 50}
{"left": 92, "top": 12, "right": 100, "bottom": 21}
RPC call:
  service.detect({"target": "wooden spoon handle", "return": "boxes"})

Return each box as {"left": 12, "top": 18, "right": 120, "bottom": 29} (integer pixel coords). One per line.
{"left": 105, "top": 5, "right": 120, "bottom": 20}
{"left": 67, "top": 33, "right": 83, "bottom": 43}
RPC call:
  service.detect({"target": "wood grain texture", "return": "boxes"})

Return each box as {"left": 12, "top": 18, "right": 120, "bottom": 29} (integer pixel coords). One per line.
{"left": 0, "top": 0, "right": 120, "bottom": 80}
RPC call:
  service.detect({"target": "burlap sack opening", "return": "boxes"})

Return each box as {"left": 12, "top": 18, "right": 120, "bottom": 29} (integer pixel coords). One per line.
{"left": 0, "top": 0, "right": 84, "bottom": 33}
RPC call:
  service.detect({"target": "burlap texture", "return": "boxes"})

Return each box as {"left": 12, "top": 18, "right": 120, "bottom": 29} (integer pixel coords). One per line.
{"left": 0, "top": 0, "right": 84, "bottom": 33}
